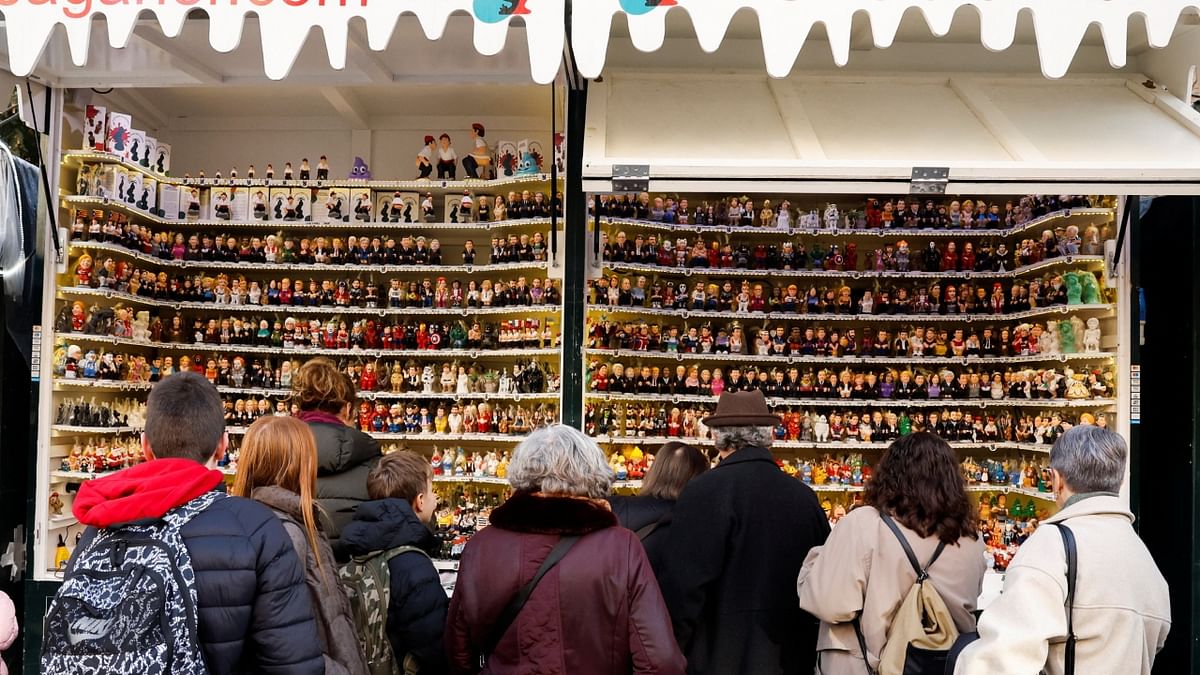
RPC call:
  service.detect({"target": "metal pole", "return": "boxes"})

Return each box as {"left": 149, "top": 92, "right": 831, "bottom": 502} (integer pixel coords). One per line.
{"left": 560, "top": 83, "right": 588, "bottom": 429}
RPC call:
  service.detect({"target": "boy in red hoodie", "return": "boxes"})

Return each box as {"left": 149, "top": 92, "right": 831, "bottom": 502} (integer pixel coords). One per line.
{"left": 45, "top": 372, "right": 324, "bottom": 674}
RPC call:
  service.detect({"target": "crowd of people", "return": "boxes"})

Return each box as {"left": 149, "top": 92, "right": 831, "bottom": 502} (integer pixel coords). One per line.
{"left": 33, "top": 364, "right": 1171, "bottom": 675}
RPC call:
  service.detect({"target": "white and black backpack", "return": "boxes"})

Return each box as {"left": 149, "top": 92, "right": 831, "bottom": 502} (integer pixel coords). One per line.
{"left": 41, "top": 490, "right": 224, "bottom": 674}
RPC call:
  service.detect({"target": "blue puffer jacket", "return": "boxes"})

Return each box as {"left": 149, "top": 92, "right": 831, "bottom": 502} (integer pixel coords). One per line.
{"left": 340, "top": 498, "right": 447, "bottom": 675}
{"left": 185, "top": 495, "right": 328, "bottom": 674}
{"left": 72, "top": 459, "right": 325, "bottom": 675}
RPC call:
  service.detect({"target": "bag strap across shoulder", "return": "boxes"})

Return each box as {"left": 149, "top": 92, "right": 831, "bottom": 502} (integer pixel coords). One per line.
{"left": 1052, "top": 523, "right": 1078, "bottom": 675}
{"left": 481, "top": 535, "right": 580, "bottom": 665}
{"left": 880, "top": 512, "right": 946, "bottom": 580}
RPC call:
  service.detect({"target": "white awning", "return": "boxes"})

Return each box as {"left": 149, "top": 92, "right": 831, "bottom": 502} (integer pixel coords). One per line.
{"left": 571, "top": 1, "right": 1199, "bottom": 81}
{"left": 0, "top": 1, "right": 564, "bottom": 84}
{"left": 583, "top": 71, "right": 1200, "bottom": 192}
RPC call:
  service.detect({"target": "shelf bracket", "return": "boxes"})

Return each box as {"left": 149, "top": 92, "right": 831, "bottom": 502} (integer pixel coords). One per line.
{"left": 613, "top": 164, "right": 649, "bottom": 193}
{"left": 909, "top": 166, "right": 949, "bottom": 195}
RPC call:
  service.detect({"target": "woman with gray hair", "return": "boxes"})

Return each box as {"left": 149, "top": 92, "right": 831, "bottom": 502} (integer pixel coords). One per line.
{"left": 445, "top": 425, "right": 685, "bottom": 675}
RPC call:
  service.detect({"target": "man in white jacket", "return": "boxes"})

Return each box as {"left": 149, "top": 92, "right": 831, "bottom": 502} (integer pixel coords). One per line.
{"left": 955, "top": 425, "right": 1170, "bottom": 675}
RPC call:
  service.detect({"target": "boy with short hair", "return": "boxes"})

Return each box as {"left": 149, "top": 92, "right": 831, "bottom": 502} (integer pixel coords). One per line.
{"left": 42, "top": 371, "right": 323, "bottom": 674}
{"left": 340, "top": 451, "right": 448, "bottom": 674}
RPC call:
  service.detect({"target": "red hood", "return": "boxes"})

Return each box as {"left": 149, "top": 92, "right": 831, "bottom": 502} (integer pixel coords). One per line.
{"left": 73, "top": 458, "right": 225, "bottom": 528}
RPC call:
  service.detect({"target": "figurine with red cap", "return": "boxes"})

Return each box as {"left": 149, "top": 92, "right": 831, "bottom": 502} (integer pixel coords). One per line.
{"left": 416, "top": 135, "right": 435, "bottom": 179}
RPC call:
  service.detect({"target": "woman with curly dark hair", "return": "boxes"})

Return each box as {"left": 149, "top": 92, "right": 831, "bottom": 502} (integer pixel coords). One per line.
{"left": 796, "top": 432, "right": 985, "bottom": 674}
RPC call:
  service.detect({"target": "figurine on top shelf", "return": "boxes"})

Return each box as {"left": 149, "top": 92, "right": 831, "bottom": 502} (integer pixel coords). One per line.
{"left": 463, "top": 123, "right": 492, "bottom": 179}
{"left": 417, "top": 135, "right": 436, "bottom": 180}
{"left": 437, "top": 134, "right": 457, "bottom": 179}
{"left": 590, "top": 194, "right": 1099, "bottom": 230}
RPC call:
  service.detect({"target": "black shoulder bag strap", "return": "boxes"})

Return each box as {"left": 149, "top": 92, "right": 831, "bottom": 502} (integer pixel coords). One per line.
{"left": 480, "top": 535, "right": 581, "bottom": 667}
{"left": 852, "top": 513, "right": 947, "bottom": 675}
{"left": 635, "top": 513, "right": 672, "bottom": 541}
{"left": 1053, "top": 524, "right": 1078, "bottom": 675}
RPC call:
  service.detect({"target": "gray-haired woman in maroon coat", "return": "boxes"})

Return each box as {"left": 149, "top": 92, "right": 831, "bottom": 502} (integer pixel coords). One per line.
{"left": 445, "top": 425, "right": 686, "bottom": 675}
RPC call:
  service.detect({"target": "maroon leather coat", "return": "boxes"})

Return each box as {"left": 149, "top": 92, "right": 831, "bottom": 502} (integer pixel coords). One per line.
{"left": 446, "top": 491, "right": 686, "bottom": 675}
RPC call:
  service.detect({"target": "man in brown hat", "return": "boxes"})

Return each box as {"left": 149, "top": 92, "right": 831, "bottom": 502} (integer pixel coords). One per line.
{"left": 659, "top": 390, "right": 830, "bottom": 674}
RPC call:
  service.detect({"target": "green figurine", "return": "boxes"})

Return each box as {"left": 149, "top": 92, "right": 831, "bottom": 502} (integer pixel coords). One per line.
{"left": 898, "top": 412, "right": 912, "bottom": 435}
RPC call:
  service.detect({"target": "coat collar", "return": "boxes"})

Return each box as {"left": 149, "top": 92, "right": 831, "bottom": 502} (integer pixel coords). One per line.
{"left": 716, "top": 445, "right": 776, "bottom": 468}
{"left": 489, "top": 490, "right": 618, "bottom": 535}
{"left": 1044, "top": 494, "right": 1133, "bottom": 525}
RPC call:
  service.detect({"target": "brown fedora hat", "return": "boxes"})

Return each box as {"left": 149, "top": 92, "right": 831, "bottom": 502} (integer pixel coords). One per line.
{"left": 704, "top": 390, "right": 779, "bottom": 428}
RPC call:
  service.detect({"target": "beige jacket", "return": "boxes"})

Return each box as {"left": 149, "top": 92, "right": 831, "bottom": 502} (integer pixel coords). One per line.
{"left": 798, "top": 505, "right": 986, "bottom": 674}
{"left": 954, "top": 495, "right": 1170, "bottom": 675}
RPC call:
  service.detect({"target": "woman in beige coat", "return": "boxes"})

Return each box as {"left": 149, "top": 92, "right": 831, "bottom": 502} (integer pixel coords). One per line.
{"left": 797, "top": 432, "right": 986, "bottom": 674}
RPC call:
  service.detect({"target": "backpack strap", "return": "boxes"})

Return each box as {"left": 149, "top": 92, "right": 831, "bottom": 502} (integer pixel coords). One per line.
{"left": 1053, "top": 523, "right": 1078, "bottom": 675}
{"left": 880, "top": 512, "right": 945, "bottom": 581}
{"left": 635, "top": 513, "right": 671, "bottom": 541}
{"left": 480, "top": 535, "right": 580, "bottom": 666}
{"left": 851, "top": 615, "right": 877, "bottom": 675}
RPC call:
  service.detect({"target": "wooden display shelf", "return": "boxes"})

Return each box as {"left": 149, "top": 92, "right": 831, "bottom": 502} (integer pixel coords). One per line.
{"left": 586, "top": 392, "right": 1116, "bottom": 409}
{"left": 60, "top": 286, "right": 563, "bottom": 318}
{"left": 596, "top": 207, "right": 1114, "bottom": 240}
{"left": 53, "top": 378, "right": 561, "bottom": 403}
{"left": 602, "top": 255, "right": 1105, "bottom": 281}
{"left": 64, "top": 195, "right": 558, "bottom": 231}
{"left": 592, "top": 435, "right": 1061, "bottom": 454}
{"left": 585, "top": 348, "right": 1115, "bottom": 367}
{"left": 63, "top": 150, "right": 560, "bottom": 192}
{"left": 585, "top": 303, "right": 1115, "bottom": 324}
{"left": 67, "top": 240, "right": 550, "bottom": 276}
{"left": 56, "top": 333, "right": 560, "bottom": 361}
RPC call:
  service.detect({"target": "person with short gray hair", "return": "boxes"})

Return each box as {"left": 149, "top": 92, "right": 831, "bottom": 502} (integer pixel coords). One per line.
{"left": 658, "top": 390, "right": 830, "bottom": 674}
{"left": 445, "top": 425, "right": 684, "bottom": 674}
{"left": 506, "top": 424, "right": 615, "bottom": 498}
{"left": 1048, "top": 423, "right": 1126, "bottom": 495}
{"left": 954, "top": 425, "right": 1171, "bottom": 675}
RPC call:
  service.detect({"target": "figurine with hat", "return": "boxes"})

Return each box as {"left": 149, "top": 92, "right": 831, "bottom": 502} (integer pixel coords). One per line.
{"left": 416, "top": 135, "right": 436, "bottom": 179}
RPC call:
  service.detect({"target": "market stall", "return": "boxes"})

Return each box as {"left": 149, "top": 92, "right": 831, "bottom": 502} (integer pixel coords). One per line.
{"left": 2, "top": 0, "right": 1200, "bottom": 670}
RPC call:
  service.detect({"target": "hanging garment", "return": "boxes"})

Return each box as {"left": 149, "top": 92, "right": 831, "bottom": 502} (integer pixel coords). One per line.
{"left": 0, "top": 141, "right": 41, "bottom": 366}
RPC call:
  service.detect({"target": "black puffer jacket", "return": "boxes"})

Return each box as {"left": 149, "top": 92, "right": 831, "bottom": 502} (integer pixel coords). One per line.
{"left": 72, "top": 459, "right": 324, "bottom": 675}
{"left": 340, "top": 498, "right": 448, "bottom": 675}
{"left": 606, "top": 494, "right": 675, "bottom": 576}
{"left": 307, "top": 420, "right": 381, "bottom": 549}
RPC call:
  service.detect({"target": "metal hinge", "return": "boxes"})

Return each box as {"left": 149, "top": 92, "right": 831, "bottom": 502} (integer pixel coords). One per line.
{"left": 909, "top": 167, "right": 949, "bottom": 194}
{"left": 613, "top": 164, "right": 650, "bottom": 193}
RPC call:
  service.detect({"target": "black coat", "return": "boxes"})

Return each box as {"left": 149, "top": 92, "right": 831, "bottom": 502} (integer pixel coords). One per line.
{"left": 606, "top": 494, "right": 675, "bottom": 577}
{"left": 307, "top": 420, "right": 381, "bottom": 550}
{"left": 659, "top": 446, "right": 830, "bottom": 675}
{"left": 76, "top": 494, "right": 325, "bottom": 675}
{"left": 340, "top": 498, "right": 448, "bottom": 675}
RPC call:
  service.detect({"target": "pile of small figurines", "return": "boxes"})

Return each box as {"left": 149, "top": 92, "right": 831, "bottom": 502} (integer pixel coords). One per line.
{"left": 972, "top": 491, "right": 1047, "bottom": 571}
{"left": 602, "top": 230, "right": 1104, "bottom": 273}
{"left": 589, "top": 270, "right": 1106, "bottom": 315}
{"left": 54, "top": 397, "right": 145, "bottom": 428}
{"left": 71, "top": 211, "right": 551, "bottom": 267}
{"left": 57, "top": 304, "right": 559, "bottom": 353}
{"left": 358, "top": 401, "right": 557, "bottom": 436}
{"left": 589, "top": 317, "right": 1106, "bottom": 357}
{"left": 591, "top": 193, "right": 1099, "bottom": 230}
{"left": 54, "top": 348, "right": 283, "bottom": 388}
{"left": 59, "top": 436, "right": 143, "bottom": 475}
{"left": 587, "top": 360, "right": 1114, "bottom": 402}
{"left": 428, "top": 446, "right": 511, "bottom": 479}
{"left": 587, "top": 403, "right": 1108, "bottom": 445}
{"left": 432, "top": 483, "right": 505, "bottom": 560}
{"left": 70, "top": 256, "right": 562, "bottom": 309}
